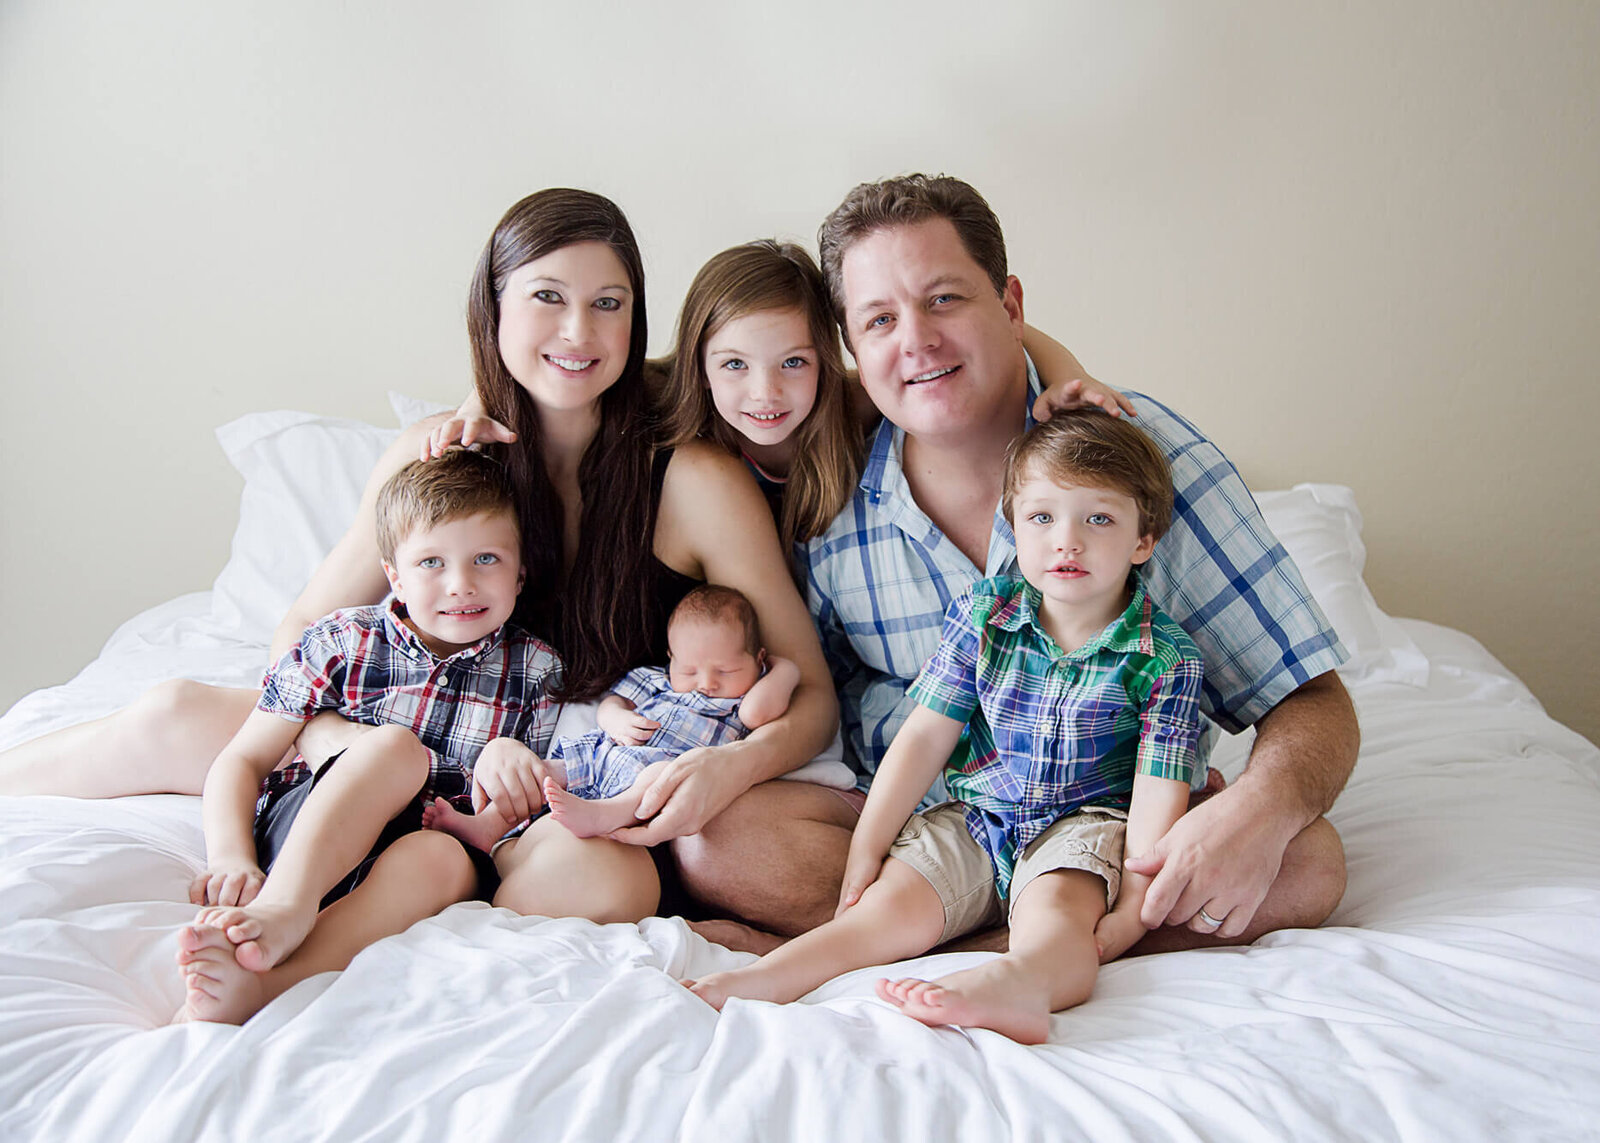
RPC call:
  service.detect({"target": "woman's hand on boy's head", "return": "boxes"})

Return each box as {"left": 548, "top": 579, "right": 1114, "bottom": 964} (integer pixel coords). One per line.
{"left": 190, "top": 859, "right": 266, "bottom": 908}
{"left": 421, "top": 414, "right": 518, "bottom": 461}
{"left": 1032, "top": 376, "right": 1138, "bottom": 424}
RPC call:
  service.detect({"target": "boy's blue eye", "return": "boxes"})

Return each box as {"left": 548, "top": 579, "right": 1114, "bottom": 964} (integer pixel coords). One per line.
{"left": 1087, "top": 513, "right": 1113, "bottom": 526}
{"left": 475, "top": 553, "right": 498, "bottom": 565}
{"left": 533, "top": 289, "right": 561, "bottom": 304}
{"left": 419, "top": 556, "right": 443, "bottom": 569}
{"left": 1028, "top": 512, "right": 1052, "bottom": 526}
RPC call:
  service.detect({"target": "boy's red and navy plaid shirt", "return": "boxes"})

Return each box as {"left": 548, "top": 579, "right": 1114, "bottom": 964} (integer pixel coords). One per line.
{"left": 256, "top": 597, "right": 562, "bottom": 811}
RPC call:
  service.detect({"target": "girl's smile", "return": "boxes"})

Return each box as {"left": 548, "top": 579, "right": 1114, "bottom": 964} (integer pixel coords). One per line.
{"left": 703, "top": 307, "right": 819, "bottom": 460}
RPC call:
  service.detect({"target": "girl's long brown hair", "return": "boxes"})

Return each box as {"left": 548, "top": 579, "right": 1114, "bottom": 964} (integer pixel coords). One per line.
{"left": 656, "top": 240, "right": 861, "bottom": 550}
{"left": 467, "top": 189, "right": 658, "bottom": 701}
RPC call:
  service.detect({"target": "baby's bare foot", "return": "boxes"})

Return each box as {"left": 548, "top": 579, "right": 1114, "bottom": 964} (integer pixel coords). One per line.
{"left": 193, "top": 897, "right": 317, "bottom": 973}
{"left": 172, "top": 924, "right": 271, "bottom": 1025}
{"left": 544, "top": 778, "right": 639, "bottom": 838}
{"left": 423, "top": 797, "right": 514, "bottom": 853}
{"left": 875, "top": 960, "right": 1053, "bottom": 1044}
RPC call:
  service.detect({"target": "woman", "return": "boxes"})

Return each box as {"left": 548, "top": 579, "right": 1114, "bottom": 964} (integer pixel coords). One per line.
{"left": 0, "top": 189, "right": 839, "bottom": 929}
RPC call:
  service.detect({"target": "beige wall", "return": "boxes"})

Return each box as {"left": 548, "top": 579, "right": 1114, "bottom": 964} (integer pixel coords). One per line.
{"left": 3, "top": 1, "right": 1597, "bottom": 744}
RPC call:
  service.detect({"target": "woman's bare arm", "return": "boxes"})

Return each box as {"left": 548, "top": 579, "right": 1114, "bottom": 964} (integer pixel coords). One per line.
{"left": 608, "top": 441, "right": 838, "bottom": 845}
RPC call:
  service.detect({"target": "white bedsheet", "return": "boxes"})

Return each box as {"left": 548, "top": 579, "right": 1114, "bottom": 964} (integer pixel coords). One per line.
{"left": 2, "top": 597, "right": 1598, "bottom": 1142}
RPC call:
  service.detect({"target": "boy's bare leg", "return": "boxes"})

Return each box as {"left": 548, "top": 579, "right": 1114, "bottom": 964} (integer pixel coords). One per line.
{"left": 493, "top": 815, "right": 660, "bottom": 924}
{"left": 422, "top": 797, "right": 520, "bottom": 853}
{"left": 878, "top": 869, "right": 1103, "bottom": 1045}
{"left": 687, "top": 857, "right": 945, "bottom": 1009}
{"left": 175, "top": 829, "right": 476, "bottom": 1024}
{"left": 543, "top": 775, "right": 646, "bottom": 838}
{"left": 192, "top": 724, "right": 430, "bottom": 972}
{"left": 0, "top": 681, "right": 260, "bottom": 797}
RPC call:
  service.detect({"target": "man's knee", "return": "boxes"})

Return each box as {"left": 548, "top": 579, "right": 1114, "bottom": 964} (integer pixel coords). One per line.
{"left": 1284, "top": 816, "right": 1347, "bottom": 926}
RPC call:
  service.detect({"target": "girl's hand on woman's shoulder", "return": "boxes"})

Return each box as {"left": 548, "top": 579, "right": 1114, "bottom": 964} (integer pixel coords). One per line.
{"left": 1032, "top": 375, "right": 1138, "bottom": 422}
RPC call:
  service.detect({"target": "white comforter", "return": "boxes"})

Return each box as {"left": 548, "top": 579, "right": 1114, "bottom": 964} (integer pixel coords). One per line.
{"left": 2, "top": 594, "right": 1598, "bottom": 1142}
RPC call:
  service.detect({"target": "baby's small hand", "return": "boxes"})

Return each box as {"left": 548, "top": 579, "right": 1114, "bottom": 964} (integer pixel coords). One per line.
{"left": 601, "top": 710, "right": 659, "bottom": 747}
{"left": 190, "top": 860, "right": 266, "bottom": 908}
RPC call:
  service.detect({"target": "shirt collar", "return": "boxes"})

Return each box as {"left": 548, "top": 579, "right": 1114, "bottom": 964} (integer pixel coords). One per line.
{"left": 382, "top": 595, "right": 506, "bottom": 662}
{"left": 988, "top": 574, "right": 1154, "bottom": 660}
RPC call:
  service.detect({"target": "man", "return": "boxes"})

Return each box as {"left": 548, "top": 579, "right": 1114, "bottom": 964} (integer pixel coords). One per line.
{"left": 680, "top": 174, "right": 1355, "bottom": 954}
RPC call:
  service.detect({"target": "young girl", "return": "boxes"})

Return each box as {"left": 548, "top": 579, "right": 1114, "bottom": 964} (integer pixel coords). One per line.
{"left": 431, "top": 238, "right": 1134, "bottom": 555}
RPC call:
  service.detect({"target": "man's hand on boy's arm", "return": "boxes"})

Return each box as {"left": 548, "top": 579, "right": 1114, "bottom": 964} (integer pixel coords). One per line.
{"left": 737, "top": 655, "right": 801, "bottom": 729}
{"left": 471, "top": 738, "right": 551, "bottom": 826}
{"left": 194, "top": 710, "right": 305, "bottom": 906}
{"left": 596, "top": 694, "right": 658, "bottom": 746}
{"left": 421, "top": 391, "right": 517, "bottom": 461}
{"left": 1124, "top": 672, "right": 1358, "bottom": 939}
{"left": 1095, "top": 773, "right": 1191, "bottom": 963}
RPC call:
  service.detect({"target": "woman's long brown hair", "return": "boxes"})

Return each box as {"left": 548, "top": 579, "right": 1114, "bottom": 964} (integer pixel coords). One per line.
{"left": 466, "top": 189, "right": 659, "bottom": 701}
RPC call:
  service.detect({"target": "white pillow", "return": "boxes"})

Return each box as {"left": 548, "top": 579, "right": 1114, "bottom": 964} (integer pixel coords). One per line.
{"left": 1253, "top": 483, "right": 1428, "bottom": 687}
{"left": 210, "top": 410, "right": 398, "bottom": 643}
{"left": 389, "top": 391, "right": 456, "bottom": 429}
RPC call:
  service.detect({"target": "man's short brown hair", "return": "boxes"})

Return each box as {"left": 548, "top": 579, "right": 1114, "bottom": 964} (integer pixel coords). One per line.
{"left": 1001, "top": 410, "right": 1174, "bottom": 542}
{"left": 668, "top": 584, "right": 761, "bottom": 656}
{"left": 817, "top": 173, "right": 1009, "bottom": 329}
{"left": 375, "top": 449, "right": 520, "bottom": 564}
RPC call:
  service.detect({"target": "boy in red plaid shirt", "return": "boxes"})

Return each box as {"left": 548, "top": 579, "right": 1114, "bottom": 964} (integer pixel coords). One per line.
{"left": 175, "top": 449, "right": 560, "bottom": 1024}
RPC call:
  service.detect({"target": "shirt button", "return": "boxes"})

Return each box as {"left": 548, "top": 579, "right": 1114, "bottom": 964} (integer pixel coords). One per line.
{"left": 439, "top": 674, "right": 450, "bottom": 686}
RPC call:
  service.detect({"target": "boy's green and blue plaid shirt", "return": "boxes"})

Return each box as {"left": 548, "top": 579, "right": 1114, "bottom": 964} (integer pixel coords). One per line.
{"left": 907, "top": 574, "right": 1205, "bottom": 897}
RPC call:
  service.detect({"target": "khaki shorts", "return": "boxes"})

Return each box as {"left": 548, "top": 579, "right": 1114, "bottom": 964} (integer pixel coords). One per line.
{"left": 888, "top": 802, "right": 1128, "bottom": 944}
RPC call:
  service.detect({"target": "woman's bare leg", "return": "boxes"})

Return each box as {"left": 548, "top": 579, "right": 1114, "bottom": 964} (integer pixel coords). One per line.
{"left": 0, "top": 680, "right": 261, "bottom": 797}
{"left": 493, "top": 815, "right": 660, "bottom": 925}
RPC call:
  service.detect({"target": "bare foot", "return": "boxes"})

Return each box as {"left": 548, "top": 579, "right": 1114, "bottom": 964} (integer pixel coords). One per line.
{"left": 194, "top": 897, "right": 317, "bottom": 973}
{"left": 544, "top": 777, "right": 640, "bottom": 838}
{"left": 688, "top": 918, "right": 788, "bottom": 957}
{"left": 424, "top": 796, "right": 515, "bottom": 853}
{"left": 172, "top": 924, "right": 271, "bottom": 1025}
{"left": 684, "top": 965, "right": 802, "bottom": 1010}
{"left": 875, "top": 959, "right": 1054, "bottom": 1045}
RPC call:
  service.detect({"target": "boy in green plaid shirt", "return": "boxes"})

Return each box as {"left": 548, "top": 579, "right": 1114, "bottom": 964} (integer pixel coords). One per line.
{"left": 689, "top": 410, "right": 1204, "bottom": 1043}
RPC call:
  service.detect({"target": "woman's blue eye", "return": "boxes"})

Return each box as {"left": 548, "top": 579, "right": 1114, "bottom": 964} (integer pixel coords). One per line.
{"left": 533, "top": 289, "right": 561, "bottom": 303}
{"left": 594, "top": 297, "right": 622, "bottom": 311}
{"left": 475, "top": 553, "right": 498, "bottom": 565}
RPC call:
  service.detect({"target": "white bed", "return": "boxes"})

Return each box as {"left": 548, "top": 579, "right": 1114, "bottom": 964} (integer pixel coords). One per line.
{"left": 3, "top": 405, "right": 1598, "bottom": 1142}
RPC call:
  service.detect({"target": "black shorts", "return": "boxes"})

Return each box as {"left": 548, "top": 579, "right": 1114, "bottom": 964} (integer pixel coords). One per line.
{"left": 253, "top": 751, "right": 500, "bottom": 909}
